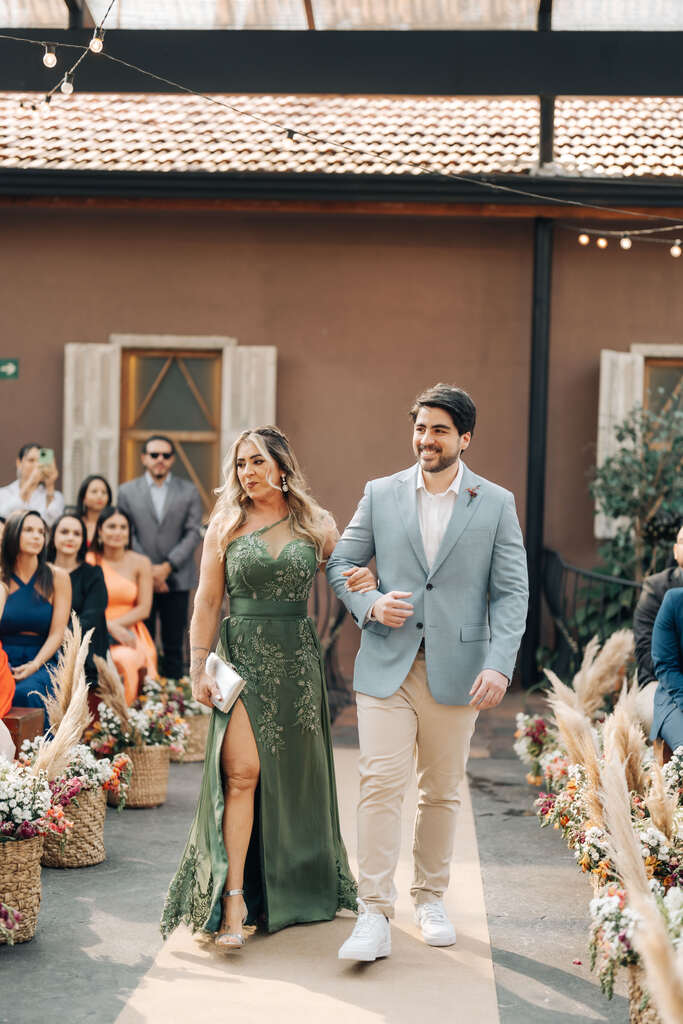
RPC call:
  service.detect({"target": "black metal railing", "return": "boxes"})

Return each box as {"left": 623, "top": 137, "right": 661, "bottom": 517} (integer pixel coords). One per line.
{"left": 542, "top": 548, "right": 642, "bottom": 678}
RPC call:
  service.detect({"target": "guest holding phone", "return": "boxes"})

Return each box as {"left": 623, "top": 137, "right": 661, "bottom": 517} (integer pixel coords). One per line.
{"left": 76, "top": 475, "right": 113, "bottom": 549}
{"left": 0, "top": 510, "right": 71, "bottom": 729}
{"left": 88, "top": 506, "right": 156, "bottom": 704}
{"left": 0, "top": 443, "right": 64, "bottom": 528}
{"left": 48, "top": 511, "right": 109, "bottom": 687}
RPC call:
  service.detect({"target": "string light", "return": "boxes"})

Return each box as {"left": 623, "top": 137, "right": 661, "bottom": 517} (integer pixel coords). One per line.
{"left": 578, "top": 233, "right": 590, "bottom": 246}
{"left": 620, "top": 236, "right": 632, "bottom": 250}
{"left": 60, "top": 72, "right": 74, "bottom": 96}
{"left": 596, "top": 237, "right": 608, "bottom": 249}
{"left": 42, "top": 45, "right": 56, "bottom": 69}
{"left": 89, "top": 30, "right": 104, "bottom": 54}
{"left": 671, "top": 242, "right": 682, "bottom": 258}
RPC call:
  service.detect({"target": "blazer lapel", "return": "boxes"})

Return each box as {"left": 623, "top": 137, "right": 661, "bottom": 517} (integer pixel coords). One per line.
{"left": 138, "top": 475, "right": 158, "bottom": 521}
{"left": 427, "top": 465, "right": 482, "bottom": 579}
{"left": 394, "top": 465, "right": 429, "bottom": 575}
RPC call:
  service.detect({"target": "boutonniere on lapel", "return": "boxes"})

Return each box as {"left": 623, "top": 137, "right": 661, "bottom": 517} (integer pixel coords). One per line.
{"left": 465, "top": 485, "right": 480, "bottom": 507}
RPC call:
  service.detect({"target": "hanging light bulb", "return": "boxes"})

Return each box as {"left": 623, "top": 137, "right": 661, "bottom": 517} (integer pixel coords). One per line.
{"left": 671, "top": 241, "right": 682, "bottom": 258}
{"left": 578, "top": 233, "right": 590, "bottom": 246}
{"left": 89, "top": 30, "right": 104, "bottom": 54}
{"left": 42, "top": 45, "right": 57, "bottom": 69}
{"left": 596, "top": 237, "right": 608, "bottom": 249}
{"left": 60, "top": 73, "right": 74, "bottom": 96}
{"left": 620, "top": 236, "right": 632, "bottom": 250}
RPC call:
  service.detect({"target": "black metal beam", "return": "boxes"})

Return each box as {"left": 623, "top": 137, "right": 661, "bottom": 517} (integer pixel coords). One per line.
{"left": 0, "top": 167, "right": 682, "bottom": 205}
{"left": 1, "top": 30, "right": 683, "bottom": 95}
{"left": 521, "top": 218, "right": 553, "bottom": 688}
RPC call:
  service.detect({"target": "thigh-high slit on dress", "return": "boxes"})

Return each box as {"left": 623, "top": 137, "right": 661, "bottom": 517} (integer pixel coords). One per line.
{"left": 161, "top": 518, "right": 356, "bottom": 936}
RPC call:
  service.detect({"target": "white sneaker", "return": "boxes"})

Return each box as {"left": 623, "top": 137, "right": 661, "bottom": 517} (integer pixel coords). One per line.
{"left": 338, "top": 899, "right": 391, "bottom": 961}
{"left": 415, "top": 900, "right": 457, "bottom": 947}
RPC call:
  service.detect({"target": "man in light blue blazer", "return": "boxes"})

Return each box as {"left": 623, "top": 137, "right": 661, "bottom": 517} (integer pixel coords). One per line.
{"left": 327, "top": 383, "right": 528, "bottom": 961}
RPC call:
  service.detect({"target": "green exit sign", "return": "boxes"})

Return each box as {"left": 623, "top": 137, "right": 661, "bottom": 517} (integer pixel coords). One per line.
{"left": 0, "top": 360, "right": 18, "bottom": 380}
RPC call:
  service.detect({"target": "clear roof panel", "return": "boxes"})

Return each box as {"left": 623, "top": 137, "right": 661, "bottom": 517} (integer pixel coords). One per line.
{"left": 0, "top": 0, "right": 67, "bottom": 27}
{"left": 552, "top": 0, "right": 683, "bottom": 31}
{"left": 3, "top": 0, "right": 682, "bottom": 31}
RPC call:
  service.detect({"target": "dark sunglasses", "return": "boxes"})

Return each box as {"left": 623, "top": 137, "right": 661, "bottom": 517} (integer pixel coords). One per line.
{"left": 147, "top": 451, "right": 173, "bottom": 460}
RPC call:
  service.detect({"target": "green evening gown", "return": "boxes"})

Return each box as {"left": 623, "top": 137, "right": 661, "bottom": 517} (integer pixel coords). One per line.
{"left": 161, "top": 517, "right": 357, "bottom": 937}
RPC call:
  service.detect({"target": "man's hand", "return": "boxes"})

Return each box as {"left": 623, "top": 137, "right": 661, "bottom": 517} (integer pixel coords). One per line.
{"left": 42, "top": 462, "right": 59, "bottom": 498}
{"left": 152, "top": 562, "right": 172, "bottom": 585}
{"left": 343, "top": 567, "right": 377, "bottom": 593}
{"left": 19, "top": 466, "right": 42, "bottom": 503}
{"left": 469, "top": 669, "right": 509, "bottom": 709}
{"left": 370, "top": 591, "right": 413, "bottom": 628}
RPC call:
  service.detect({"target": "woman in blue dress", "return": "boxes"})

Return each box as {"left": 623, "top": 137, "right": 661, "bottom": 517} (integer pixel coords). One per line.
{"left": 0, "top": 510, "right": 70, "bottom": 729}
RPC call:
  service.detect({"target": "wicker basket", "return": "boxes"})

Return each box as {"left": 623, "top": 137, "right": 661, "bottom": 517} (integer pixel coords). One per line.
{"left": 116, "top": 745, "right": 170, "bottom": 808}
{"left": 0, "top": 835, "right": 43, "bottom": 943}
{"left": 42, "top": 788, "right": 106, "bottom": 869}
{"left": 628, "top": 964, "right": 662, "bottom": 1024}
{"left": 171, "top": 714, "right": 210, "bottom": 763}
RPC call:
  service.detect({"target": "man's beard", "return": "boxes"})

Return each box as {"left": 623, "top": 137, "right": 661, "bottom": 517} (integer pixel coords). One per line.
{"left": 418, "top": 447, "right": 461, "bottom": 474}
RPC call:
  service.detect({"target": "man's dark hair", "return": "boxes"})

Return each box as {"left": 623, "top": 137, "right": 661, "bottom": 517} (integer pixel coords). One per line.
{"left": 17, "top": 443, "right": 41, "bottom": 461}
{"left": 143, "top": 434, "right": 176, "bottom": 456}
{"left": 409, "top": 383, "right": 476, "bottom": 437}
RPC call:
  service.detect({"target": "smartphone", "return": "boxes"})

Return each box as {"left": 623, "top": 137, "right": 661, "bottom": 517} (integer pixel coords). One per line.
{"left": 38, "top": 448, "right": 54, "bottom": 466}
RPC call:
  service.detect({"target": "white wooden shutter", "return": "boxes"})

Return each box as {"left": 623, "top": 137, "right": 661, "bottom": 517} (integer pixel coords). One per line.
{"left": 594, "top": 349, "right": 644, "bottom": 539}
{"left": 220, "top": 346, "right": 277, "bottom": 457}
{"left": 62, "top": 343, "right": 121, "bottom": 503}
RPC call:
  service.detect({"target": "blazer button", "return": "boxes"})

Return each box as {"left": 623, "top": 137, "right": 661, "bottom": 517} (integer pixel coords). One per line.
{"left": 416, "top": 622, "right": 424, "bottom": 629}
{"left": 426, "top": 583, "right": 433, "bottom": 591}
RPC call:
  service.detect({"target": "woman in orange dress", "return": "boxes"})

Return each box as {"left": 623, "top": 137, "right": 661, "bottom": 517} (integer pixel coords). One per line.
{"left": 0, "top": 582, "right": 15, "bottom": 719}
{"left": 88, "top": 507, "right": 156, "bottom": 704}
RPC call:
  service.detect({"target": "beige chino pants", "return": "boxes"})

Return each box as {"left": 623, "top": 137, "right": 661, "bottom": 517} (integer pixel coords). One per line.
{"left": 356, "top": 649, "right": 478, "bottom": 917}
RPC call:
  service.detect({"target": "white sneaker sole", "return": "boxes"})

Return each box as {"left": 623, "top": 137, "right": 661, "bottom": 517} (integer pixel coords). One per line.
{"left": 422, "top": 931, "right": 456, "bottom": 947}
{"left": 338, "top": 940, "right": 391, "bottom": 962}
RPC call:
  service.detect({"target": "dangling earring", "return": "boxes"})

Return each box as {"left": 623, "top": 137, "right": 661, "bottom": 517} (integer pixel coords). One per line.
{"left": 281, "top": 474, "right": 289, "bottom": 494}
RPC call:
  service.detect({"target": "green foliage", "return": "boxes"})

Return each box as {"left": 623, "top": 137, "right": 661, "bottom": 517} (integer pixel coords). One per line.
{"left": 590, "top": 397, "right": 683, "bottom": 582}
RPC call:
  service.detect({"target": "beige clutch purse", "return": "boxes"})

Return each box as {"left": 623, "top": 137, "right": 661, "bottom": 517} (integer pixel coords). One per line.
{"left": 207, "top": 652, "right": 245, "bottom": 714}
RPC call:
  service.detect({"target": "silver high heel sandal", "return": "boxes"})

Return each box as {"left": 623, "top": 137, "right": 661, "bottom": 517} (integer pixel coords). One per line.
{"left": 215, "top": 888, "right": 248, "bottom": 950}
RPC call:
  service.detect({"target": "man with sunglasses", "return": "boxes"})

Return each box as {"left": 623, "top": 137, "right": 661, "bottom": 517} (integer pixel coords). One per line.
{"left": 118, "top": 435, "right": 202, "bottom": 680}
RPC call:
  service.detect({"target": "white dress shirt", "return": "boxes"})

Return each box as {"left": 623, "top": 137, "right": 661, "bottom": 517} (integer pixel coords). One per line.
{"left": 0, "top": 479, "right": 64, "bottom": 528}
{"left": 145, "top": 470, "right": 171, "bottom": 521}
{"left": 416, "top": 460, "right": 464, "bottom": 569}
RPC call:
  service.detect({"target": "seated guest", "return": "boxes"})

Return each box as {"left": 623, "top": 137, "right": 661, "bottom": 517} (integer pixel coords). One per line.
{"left": 77, "top": 475, "right": 113, "bottom": 549}
{"left": 0, "top": 444, "right": 64, "bottom": 528}
{"left": 651, "top": 587, "right": 683, "bottom": 752}
{"left": 88, "top": 507, "right": 156, "bottom": 704}
{"left": 48, "top": 511, "right": 109, "bottom": 688}
{"left": 633, "top": 524, "right": 683, "bottom": 729}
{"left": 0, "top": 511, "right": 71, "bottom": 729}
{"left": 0, "top": 582, "right": 15, "bottom": 718}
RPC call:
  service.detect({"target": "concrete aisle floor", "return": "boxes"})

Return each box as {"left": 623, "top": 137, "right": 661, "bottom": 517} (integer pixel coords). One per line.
{"left": 5, "top": 695, "right": 629, "bottom": 1024}
{"left": 118, "top": 747, "right": 498, "bottom": 1024}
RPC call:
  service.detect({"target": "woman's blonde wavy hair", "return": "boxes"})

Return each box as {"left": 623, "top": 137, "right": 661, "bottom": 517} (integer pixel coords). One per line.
{"left": 211, "top": 426, "right": 330, "bottom": 561}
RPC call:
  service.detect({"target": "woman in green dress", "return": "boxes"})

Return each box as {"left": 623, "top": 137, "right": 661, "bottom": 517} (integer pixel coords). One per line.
{"left": 161, "top": 426, "right": 365, "bottom": 949}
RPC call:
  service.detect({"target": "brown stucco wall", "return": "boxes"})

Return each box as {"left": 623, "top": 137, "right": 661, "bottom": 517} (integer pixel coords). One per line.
{"left": 0, "top": 208, "right": 533, "bottom": 533}
{"left": 546, "top": 229, "right": 683, "bottom": 569}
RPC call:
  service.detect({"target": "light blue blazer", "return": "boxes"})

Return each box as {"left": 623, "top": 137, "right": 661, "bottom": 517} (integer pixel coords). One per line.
{"left": 327, "top": 463, "right": 529, "bottom": 706}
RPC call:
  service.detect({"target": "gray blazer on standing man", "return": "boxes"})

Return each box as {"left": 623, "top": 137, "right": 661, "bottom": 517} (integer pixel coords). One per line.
{"left": 118, "top": 435, "right": 203, "bottom": 678}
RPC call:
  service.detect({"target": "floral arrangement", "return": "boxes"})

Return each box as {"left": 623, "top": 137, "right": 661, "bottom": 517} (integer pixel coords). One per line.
{"left": 513, "top": 713, "right": 559, "bottom": 785}
{"left": 87, "top": 700, "right": 187, "bottom": 758}
{"left": 19, "top": 741, "right": 132, "bottom": 812}
{"left": 589, "top": 885, "right": 640, "bottom": 998}
{"left": 0, "top": 756, "right": 71, "bottom": 842}
{"left": 0, "top": 902, "right": 23, "bottom": 944}
{"left": 142, "top": 676, "right": 207, "bottom": 718}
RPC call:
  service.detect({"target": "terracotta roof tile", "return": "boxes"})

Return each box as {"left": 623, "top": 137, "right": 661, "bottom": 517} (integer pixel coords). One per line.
{"left": 0, "top": 92, "right": 680, "bottom": 180}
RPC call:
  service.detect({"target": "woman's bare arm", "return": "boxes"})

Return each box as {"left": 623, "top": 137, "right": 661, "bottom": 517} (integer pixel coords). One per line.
{"left": 190, "top": 519, "right": 226, "bottom": 706}
{"left": 13, "top": 568, "right": 71, "bottom": 679}
{"left": 110, "top": 554, "right": 153, "bottom": 627}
